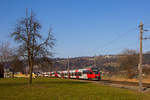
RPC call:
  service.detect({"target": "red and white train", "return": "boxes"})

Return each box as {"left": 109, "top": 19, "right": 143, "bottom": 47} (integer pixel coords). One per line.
{"left": 50, "top": 66, "right": 101, "bottom": 81}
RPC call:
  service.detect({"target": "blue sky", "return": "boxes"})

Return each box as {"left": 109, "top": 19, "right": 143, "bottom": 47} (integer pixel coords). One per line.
{"left": 0, "top": 0, "right": 150, "bottom": 58}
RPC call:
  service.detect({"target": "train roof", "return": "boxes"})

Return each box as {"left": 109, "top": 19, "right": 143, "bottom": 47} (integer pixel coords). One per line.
{"left": 50, "top": 66, "right": 99, "bottom": 72}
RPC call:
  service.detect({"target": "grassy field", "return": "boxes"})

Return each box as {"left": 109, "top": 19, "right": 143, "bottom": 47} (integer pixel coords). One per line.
{"left": 0, "top": 78, "right": 150, "bottom": 100}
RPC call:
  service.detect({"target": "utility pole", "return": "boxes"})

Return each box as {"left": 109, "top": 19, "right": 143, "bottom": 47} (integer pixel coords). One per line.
{"left": 67, "top": 56, "right": 70, "bottom": 79}
{"left": 94, "top": 54, "right": 97, "bottom": 66}
{"left": 139, "top": 22, "right": 143, "bottom": 91}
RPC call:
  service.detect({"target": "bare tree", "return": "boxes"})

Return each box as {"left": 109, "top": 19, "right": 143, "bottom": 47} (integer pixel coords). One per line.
{"left": 0, "top": 42, "right": 24, "bottom": 78}
{"left": 117, "top": 49, "right": 139, "bottom": 78}
{"left": 121, "top": 49, "right": 137, "bottom": 55}
{"left": 0, "top": 42, "right": 13, "bottom": 78}
{"left": 0, "top": 42, "right": 13, "bottom": 62}
{"left": 11, "top": 10, "right": 55, "bottom": 84}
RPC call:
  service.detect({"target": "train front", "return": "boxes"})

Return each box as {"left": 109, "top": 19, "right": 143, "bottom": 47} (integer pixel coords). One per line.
{"left": 90, "top": 67, "right": 101, "bottom": 80}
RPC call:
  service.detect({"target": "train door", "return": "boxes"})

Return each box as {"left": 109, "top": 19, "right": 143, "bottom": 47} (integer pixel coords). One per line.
{"left": 75, "top": 69, "right": 79, "bottom": 79}
{"left": 82, "top": 70, "right": 88, "bottom": 79}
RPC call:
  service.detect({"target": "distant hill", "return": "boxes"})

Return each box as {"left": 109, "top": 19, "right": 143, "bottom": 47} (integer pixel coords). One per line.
{"left": 52, "top": 54, "right": 150, "bottom": 72}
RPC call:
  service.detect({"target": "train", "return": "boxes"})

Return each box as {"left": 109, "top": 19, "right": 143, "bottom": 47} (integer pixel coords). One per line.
{"left": 50, "top": 66, "right": 101, "bottom": 81}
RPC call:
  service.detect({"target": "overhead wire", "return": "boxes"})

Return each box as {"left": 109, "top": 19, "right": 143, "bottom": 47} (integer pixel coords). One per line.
{"left": 100, "top": 21, "right": 150, "bottom": 55}
{"left": 99, "top": 27, "right": 138, "bottom": 55}
{"left": 93, "top": 21, "right": 150, "bottom": 56}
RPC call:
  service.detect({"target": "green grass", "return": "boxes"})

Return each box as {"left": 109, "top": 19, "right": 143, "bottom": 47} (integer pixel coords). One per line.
{"left": 0, "top": 78, "right": 150, "bottom": 100}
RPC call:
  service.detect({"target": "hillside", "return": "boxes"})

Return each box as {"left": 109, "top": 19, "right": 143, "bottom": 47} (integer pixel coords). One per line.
{"left": 52, "top": 54, "right": 150, "bottom": 73}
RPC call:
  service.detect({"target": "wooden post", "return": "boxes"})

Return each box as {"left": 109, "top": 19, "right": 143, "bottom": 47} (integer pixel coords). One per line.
{"left": 139, "top": 22, "right": 143, "bottom": 91}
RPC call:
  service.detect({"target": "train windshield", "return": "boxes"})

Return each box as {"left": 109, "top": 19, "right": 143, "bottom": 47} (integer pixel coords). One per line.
{"left": 91, "top": 67, "right": 99, "bottom": 74}
{"left": 93, "top": 71, "right": 99, "bottom": 74}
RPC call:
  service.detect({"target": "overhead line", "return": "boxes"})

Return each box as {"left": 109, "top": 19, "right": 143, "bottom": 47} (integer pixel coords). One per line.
{"left": 99, "top": 27, "right": 138, "bottom": 55}
{"left": 102, "top": 28, "right": 137, "bottom": 48}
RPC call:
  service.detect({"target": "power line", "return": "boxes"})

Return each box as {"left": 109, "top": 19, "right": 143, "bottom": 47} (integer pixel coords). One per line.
{"left": 102, "top": 28, "right": 137, "bottom": 48}
{"left": 93, "top": 22, "right": 150, "bottom": 56}
{"left": 98, "top": 27, "right": 138, "bottom": 55}
{"left": 101, "top": 21, "right": 150, "bottom": 53}
{"left": 101, "top": 39, "right": 139, "bottom": 55}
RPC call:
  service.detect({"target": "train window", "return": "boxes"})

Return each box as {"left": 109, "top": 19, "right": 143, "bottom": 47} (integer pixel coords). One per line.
{"left": 83, "top": 71, "right": 87, "bottom": 74}
{"left": 78, "top": 72, "right": 81, "bottom": 76}
{"left": 86, "top": 70, "right": 92, "bottom": 74}
{"left": 75, "top": 72, "right": 78, "bottom": 76}
{"left": 93, "top": 71, "right": 99, "bottom": 74}
{"left": 76, "top": 72, "right": 80, "bottom": 76}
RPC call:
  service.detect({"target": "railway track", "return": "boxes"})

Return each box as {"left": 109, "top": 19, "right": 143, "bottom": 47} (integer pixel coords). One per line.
{"left": 100, "top": 79, "right": 150, "bottom": 87}
{"left": 75, "top": 79, "right": 150, "bottom": 92}
{"left": 71, "top": 78, "right": 150, "bottom": 88}
{"left": 91, "top": 79, "right": 150, "bottom": 92}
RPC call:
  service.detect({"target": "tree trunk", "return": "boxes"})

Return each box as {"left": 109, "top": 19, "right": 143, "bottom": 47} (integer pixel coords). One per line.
{"left": 29, "top": 60, "right": 33, "bottom": 84}
{"left": 12, "top": 71, "right": 14, "bottom": 78}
